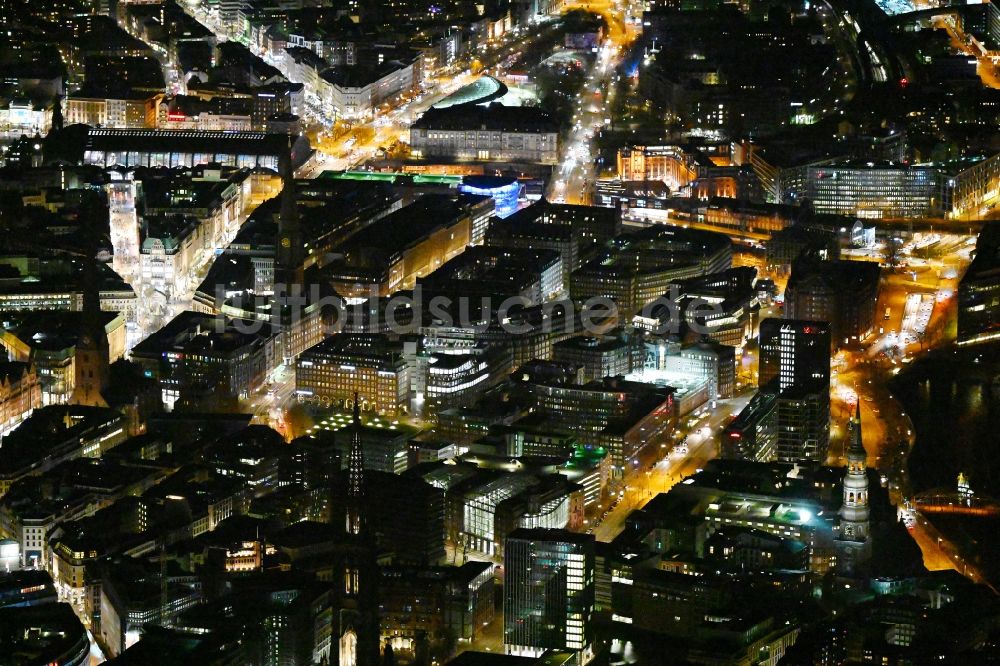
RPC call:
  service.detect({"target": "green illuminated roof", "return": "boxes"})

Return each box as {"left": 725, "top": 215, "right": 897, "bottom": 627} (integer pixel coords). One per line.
{"left": 323, "top": 170, "right": 399, "bottom": 182}
{"left": 413, "top": 174, "right": 463, "bottom": 184}
{"left": 565, "top": 444, "right": 607, "bottom": 468}
{"left": 320, "top": 170, "right": 462, "bottom": 186}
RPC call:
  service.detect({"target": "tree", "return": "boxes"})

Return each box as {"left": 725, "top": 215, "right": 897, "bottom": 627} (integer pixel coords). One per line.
{"left": 883, "top": 236, "right": 903, "bottom": 272}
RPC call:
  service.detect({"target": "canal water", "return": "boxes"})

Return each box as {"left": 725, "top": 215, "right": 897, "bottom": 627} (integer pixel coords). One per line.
{"left": 890, "top": 341, "right": 1000, "bottom": 497}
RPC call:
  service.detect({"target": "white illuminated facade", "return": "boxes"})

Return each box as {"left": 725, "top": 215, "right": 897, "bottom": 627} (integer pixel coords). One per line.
{"left": 504, "top": 528, "right": 595, "bottom": 659}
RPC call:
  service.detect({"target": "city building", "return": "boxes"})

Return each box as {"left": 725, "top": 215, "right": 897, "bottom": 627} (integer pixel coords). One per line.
{"left": 295, "top": 335, "right": 410, "bottom": 416}
{"left": 325, "top": 193, "right": 489, "bottom": 298}
{"left": 0, "top": 603, "right": 89, "bottom": 665}
{"left": 630, "top": 337, "right": 736, "bottom": 403}
{"left": 758, "top": 318, "right": 831, "bottom": 391}
{"left": 64, "top": 89, "right": 152, "bottom": 128}
{"left": 176, "top": 83, "right": 304, "bottom": 130}
{"left": 322, "top": 58, "right": 419, "bottom": 120}
{"left": 552, "top": 333, "right": 638, "bottom": 383}
{"left": 0, "top": 362, "right": 41, "bottom": 435}
{"left": 957, "top": 222, "right": 1000, "bottom": 344}
{"left": 946, "top": 152, "right": 1000, "bottom": 219}
{"left": 674, "top": 267, "right": 758, "bottom": 349}
{"left": 418, "top": 245, "right": 564, "bottom": 305}
{"left": 89, "top": 558, "right": 202, "bottom": 658}
{"left": 0, "top": 258, "right": 137, "bottom": 333}
{"left": 758, "top": 319, "right": 831, "bottom": 463}
{"left": 571, "top": 226, "right": 732, "bottom": 317}
{"left": 135, "top": 166, "right": 256, "bottom": 260}
{"left": 765, "top": 225, "right": 840, "bottom": 270}
{"left": 771, "top": 382, "right": 831, "bottom": 463}
{"left": 669, "top": 339, "right": 736, "bottom": 401}
{"left": 450, "top": 469, "right": 582, "bottom": 557}
{"left": 504, "top": 528, "right": 595, "bottom": 660}
{"left": 458, "top": 176, "right": 523, "bottom": 219}
{"left": 513, "top": 363, "right": 676, "bottom": 478}
{"left": 0, "top": 405, "right": 127, "bottom": 499}
{"left": 421, "top": 345, "right": 511, "bottom": 418}
{"left": 634, "top": 267, "right": 758, "bottom": 349}
{"left": 722, "top": 389, "right": 778, "bottom": 461}
{"left": 805, "top": 162, "right": 944, "bottom": 219}
{"left": 0, "top": 311, "right": 127, "bottom": 405}
{"left": 379, "top": 562, "right": 495, "bottom": 651}
{"left": 410, "top": 103, "right": 560, "bottom": 164}
{"left": 485, "top": 214, "right": 576, "bottom": 288}
{"left": 784, "top": 259, "right": 881, "bottom": 349}
{"left": 616, "top": 144, "right": 749, "bottom": 199}
{"left": 139, "top": 215, "right": 210, "bottom": 302}
{"left": 129, "top": 311, "right": 280, "bottom": 410}
{"left": 481, "top": 201, "right": 621, "bottom": 285}
{"left": 79, "top": 128, "right": 311, "bottom": 171}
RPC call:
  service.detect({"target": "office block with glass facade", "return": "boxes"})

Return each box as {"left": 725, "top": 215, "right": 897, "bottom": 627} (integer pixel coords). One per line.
{"left": 504, "top": 528, "right": 595, "bottom": 659}
{"left": 805, "top": 163, "right": 942, "bottom": 219}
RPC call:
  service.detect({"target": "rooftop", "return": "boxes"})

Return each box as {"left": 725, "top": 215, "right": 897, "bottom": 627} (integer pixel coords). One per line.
{"left": 131, "top": 311, "right": 277, "bottom": 358}
{"left": 507, "top": 526, "right": 595, "bottom": 544}
{"left": 336, "top": 193, "right": 486, "bottom": 262}
{"left": 82, "top": 129, "right": 307, "bottom": 158}
{"left": 0, "top": 405, "right": 123, "bottom": 475}
{"left": 432, "top": 75, "right": 509, "bottom": 109}
{"left": 321, "top": 60, "right": 411, "bottom": 89}
{"left": 786, "top": 257, "right": 881, "bottom": 293}
{"left": 412, "top": 102, "right": 559, "bottom": 133}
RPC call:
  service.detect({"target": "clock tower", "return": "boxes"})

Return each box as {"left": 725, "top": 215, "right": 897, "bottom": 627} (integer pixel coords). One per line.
{"left": 836, "top": 403, "right": 871, "bottom": 574}
{"left": 70, "top": 202, "right": 110, "bottom": 408}
{"left": 275, "top": 135, "right": 304, "bottom": 289}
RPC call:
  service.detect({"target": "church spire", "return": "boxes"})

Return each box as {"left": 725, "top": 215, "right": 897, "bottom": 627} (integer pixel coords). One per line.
{"left": 836, "top": 398, "right": 871, "bottom": 573}
{"left": 70, "top": 198, "right": 109, "bottom": 408}
{"left": 49, "top": 93, "right": 63, "bottom": 135}
{"left": 847, "top": 401, "right": 866, "bottom": 462}
{"left": 275, "top": 135, "right": 303, "bottom": 288}
{"left": 346, "top": 393, "right": 365, "bottom": 535}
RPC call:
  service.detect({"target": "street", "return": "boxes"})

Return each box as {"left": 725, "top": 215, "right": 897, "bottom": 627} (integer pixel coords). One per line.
{"left": 589, "top": 391, "right": 751, "bottom": 543}
{"left": 550, "top": 0, "right": 641, "bottom": 204}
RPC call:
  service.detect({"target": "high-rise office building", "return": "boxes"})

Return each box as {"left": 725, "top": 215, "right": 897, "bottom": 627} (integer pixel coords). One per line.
{"left": 759, "top": 319, "right": 831, "bottom": 463}
{"left": 503, "top": 528, "right": 595, "bottom": 660}
{"left": 773, "top": 383, "right": 830, "bottom": 463}
{"left": 759, "top": 318, "right": 830, "bottom": 391}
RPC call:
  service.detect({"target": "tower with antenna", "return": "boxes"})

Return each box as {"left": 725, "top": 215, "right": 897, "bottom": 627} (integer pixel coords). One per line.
{"left": 346, "top": 393, "right": 365, "bottom": 536}
{"left": 70, "top": 199, "right": 110, "bottom": 408}
{"left": 275, "top": 135, "right": 304, "bottom": 290}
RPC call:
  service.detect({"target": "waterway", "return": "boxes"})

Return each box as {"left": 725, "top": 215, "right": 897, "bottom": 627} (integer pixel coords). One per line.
{"left": 890, "top": 341, "right": 1000, "bottom": 496}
